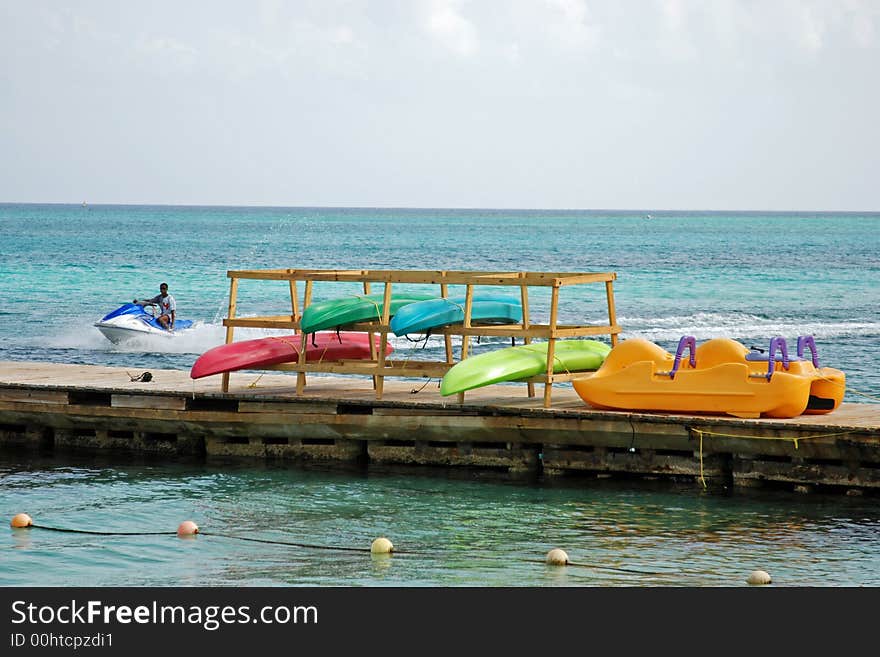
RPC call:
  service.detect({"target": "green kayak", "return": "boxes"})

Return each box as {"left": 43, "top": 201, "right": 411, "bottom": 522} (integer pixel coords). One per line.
{"left": 440, "top": 339, "right": 611, "bottom": 396}
{"left": 300, "top": 292, "right": 437, "bottom": 334}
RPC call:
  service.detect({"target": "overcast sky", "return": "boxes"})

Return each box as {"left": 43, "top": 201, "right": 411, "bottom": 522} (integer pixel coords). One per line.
{"left": 1, "top": 1, "right": 878, "bottom": 210}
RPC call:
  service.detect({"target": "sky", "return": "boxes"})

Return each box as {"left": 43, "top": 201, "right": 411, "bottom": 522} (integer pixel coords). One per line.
{"left": 1, "top": 0, "right": 878, "bottom": 211}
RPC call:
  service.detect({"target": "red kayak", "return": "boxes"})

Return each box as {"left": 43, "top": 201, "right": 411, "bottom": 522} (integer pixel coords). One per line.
{"left": 190, "top": 332, "right": 391, "bottom": 379}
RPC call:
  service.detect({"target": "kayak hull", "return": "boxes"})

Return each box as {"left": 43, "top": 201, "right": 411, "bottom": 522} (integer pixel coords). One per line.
{"left": 390, "top": 295, "right": 523, "bottom": 336}
{"left": 440, "top": 340, "right": 611, "bottom": 396}
{"left": 191, "top": 332, "right": 389, "bottom": 379}
{"left": 300, "top": 293, "right": 436, "bottom": 334}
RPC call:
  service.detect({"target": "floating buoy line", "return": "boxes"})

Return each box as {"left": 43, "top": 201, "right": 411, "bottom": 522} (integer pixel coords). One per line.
{"left": 10, "top": 515, "right": 407, "bottom": 555}
{"left": 9, "top": 514, "right": 771, "bottom": 583}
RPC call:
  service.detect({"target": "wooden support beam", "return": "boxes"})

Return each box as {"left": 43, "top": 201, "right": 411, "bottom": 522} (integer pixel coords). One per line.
{"left": 221, "top": 277, "right": 239, "bottom": 393}
{"left": 440, "top": 280, "right": 454, "bottom": 366}
{"left": 544, "top": 285, "right": 560, "bottom": 408}
{"left": 519, "top": 276, "right": 535, "bottom": 398}
{"left": 375, "top": 282, "right": 393, "bottom": 399}
{"left": 606, "top": 279, "right": 619, "bottom": 347}
{"left": 289, "top": 279, "right": 299, "bottom": 329}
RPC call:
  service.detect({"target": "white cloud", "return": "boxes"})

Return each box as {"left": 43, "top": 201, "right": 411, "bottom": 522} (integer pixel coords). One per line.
{"left": 658, "top": 0, "right": 687, "bottom": 32}
{"left": 790, "top": 4, "right": 826, "bottom": 51}
{"left": 137, "top": 36, "right": 198, "bottom": 61}
{"left": 503, "top": 43, "right": 521, "bottom": 63}
{"left": 425, "top": 0, "right": 479, "bottom": 57}
{"left": 543, "top": 0, "right": 599, "bottom": 50}
{"left": 330, "top": 25, "right": 355, "bottom": 45}
{"left": 851, "top": 13, "right": 876, "bottom": 47}
{"left": 2, "top": 0, "right": 878, "bottom": 209}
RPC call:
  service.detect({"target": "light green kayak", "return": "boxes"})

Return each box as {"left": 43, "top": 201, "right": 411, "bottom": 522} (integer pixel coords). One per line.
{"left": 300, "top": 292, "right": 437, "bottom": 334}
{"left": 440, "top": 339, "right": 611, "bottom": 396}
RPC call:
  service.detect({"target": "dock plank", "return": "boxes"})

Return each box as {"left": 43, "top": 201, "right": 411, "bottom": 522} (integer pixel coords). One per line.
{"left": 2, "top": 360, "right": 880, "bottom": 492}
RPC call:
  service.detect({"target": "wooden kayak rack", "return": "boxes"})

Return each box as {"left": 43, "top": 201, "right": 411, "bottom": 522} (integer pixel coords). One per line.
{"left": 220, "top": 269, "right": 621, "bottom": 407}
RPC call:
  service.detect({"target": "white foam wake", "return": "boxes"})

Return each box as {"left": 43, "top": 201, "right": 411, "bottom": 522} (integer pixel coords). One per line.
{"left": 618, "top": 312, "right": 880, "bottom": 341}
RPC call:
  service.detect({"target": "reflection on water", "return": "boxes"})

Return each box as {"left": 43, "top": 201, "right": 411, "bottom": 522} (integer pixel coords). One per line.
{"left": 2, "top": 451, "right": 879, "bottom": 587}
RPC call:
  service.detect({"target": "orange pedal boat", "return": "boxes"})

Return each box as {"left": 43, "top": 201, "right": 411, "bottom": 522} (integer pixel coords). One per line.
{"left": 572, "top": 335, "right": 845, "bottom": 419}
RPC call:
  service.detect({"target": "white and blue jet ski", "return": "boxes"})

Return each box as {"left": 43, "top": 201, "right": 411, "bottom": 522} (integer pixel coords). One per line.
{"left": 94, "top": 303, "right": 194, "bottom": 344}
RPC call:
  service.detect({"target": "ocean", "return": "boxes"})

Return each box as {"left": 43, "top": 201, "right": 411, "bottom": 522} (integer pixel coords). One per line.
{"left": 2, "top": 203, "right": 879, "bottom": 586}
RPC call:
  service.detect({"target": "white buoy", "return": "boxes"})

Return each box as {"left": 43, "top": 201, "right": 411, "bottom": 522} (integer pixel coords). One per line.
{"left": 546, "top": 548, "right": 569, "bottom": 566}
{"left": 747, "top": 570, "right": 772, "bottom": 585}
{"left": 371, "top": 537, "right": 394, "bottom": 554}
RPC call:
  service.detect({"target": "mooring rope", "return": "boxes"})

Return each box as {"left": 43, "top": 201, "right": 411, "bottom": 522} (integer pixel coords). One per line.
{"left": 200, "top": 532, "right": 396, "bottom": 554}
{"left": 686, "top": 426, "right": 861, "bottom": 489}
{"left": 32, "top": 524, "right": 175, "bottom": 536}
{"left": 26, "top": 524, "right": 412, "bottom": 554}
{"left": 521, "top": 558, "right": 665, "bottom": 576}
{"left": 22, "top": 524, "right": 667, "bottom": 576}
{"left": 811, "top": 371, "right": 880, "bottom": 404}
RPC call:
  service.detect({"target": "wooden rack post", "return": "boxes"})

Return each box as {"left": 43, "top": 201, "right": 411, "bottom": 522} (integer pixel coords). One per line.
{"left": 295, "top": 279, "right": 313, "bottom": 395}
{"left": 220, "top": 276, "right": 238, "bottom": 393}
{"left": 440, "top": 276, "right": 454, "bottom": 367}
{"left": 606, "top": 279, "right": 619, "bottom": 347}
{"left": 363, "top": 280, "right": 378, "bottom": 390}
{"left": 544, "top": 284, "right": 560, "bottom": 407}
{"left": 519, "top": 274, "right": 534, "bottom": 398}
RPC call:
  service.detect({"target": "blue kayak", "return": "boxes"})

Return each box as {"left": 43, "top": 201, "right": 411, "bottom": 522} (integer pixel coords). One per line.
{"left": 300, "top": 293, "right": 437, "bottom": 334}
{"left": 390, "top": 295, "right": 523, "bottom": 336}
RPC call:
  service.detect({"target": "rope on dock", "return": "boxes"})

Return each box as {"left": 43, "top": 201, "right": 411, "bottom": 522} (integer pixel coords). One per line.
{"left": 410, "top": 378, "right": 438, "bottom": 394}
{"left": 845, "top": 388, "right": 880, "bottom": 403}
{"left": 686, "top": 426, "right": 862, "bottom": 489}
{"left": 811, "top": 371, "right": 880, "bottom": 404}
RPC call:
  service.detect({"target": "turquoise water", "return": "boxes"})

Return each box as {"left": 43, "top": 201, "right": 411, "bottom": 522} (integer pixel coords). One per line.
{"left": 2, "top": 204, "right": 880, "bottom": 586}
{"left": 2, "top": 204, "right": 878, "bottom": 394}
{"left": 4, "top": 453, "right": 880, "bottom": 587}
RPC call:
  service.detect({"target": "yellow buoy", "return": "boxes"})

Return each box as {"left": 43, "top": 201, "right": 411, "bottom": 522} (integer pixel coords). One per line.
{"left": 747, "top": 570, "right": 772, "bottom": 585}
{"left": 177, "top": 520, "right": 199, "bottom": 537}
{"left": 546, "top": 548, "right": 569, "bottom": 566}
{"left": 10, "top": 513, "right": 33, "bottom": 528}
{"left": 371, "top": 537, "right": 394, "bottom": 554}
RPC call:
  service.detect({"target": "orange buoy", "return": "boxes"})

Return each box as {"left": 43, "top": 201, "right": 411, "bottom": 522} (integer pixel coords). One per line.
{"left": 177, "top": 520, "right": 199, "bottom": 537}
{"left": 11, "top": 513, "right": 33, "bottom": 528}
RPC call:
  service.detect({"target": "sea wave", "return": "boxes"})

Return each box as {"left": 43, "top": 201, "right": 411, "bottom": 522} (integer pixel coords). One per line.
{"left": 27, "top": 312, "right": 880, "bottom": 359}
{"left": 618, "top": 312, "right": 880, "bottom": 341}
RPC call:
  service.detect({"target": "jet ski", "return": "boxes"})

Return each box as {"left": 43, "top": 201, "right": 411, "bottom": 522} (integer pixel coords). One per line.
{"left": 94, "top": 303, "right": 194, "bottom": 344}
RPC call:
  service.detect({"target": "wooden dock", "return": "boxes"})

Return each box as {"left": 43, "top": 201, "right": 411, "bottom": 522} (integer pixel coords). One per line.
{"left": 2, "top": 360, "right": 879, "bottom": 494}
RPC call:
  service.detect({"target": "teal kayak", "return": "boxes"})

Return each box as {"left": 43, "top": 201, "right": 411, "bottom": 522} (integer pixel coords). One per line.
{"left": 390, "top": 295, "right": 523, "bottom": 336}
{"left": 300, "top": 292, "right": 437, "bottom": 334}
{"left": 440, "top": 339, "right": 612, "bottom": 396}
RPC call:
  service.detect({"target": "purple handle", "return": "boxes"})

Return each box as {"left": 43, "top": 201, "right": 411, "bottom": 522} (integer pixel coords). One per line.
{"left": 765, "top": 336, "right": 790, "bottom": 380}
{"left": 668, "top": 336, "right": 696, "bottom": 379}
{"left": 797, "top": 335, "right": 820, "bottom": 368}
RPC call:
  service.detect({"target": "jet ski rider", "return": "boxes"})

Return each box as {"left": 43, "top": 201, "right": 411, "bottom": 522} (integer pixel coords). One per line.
{"left": 133, "top": 282, "right": 176, "bottom": 330}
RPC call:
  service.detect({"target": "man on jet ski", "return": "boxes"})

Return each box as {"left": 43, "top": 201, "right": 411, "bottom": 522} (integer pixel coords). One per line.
{"left": 133, "top": 282, "right": 176, "bottom": 330}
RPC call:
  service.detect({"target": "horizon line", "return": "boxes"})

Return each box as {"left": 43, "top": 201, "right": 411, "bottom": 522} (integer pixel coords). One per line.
{"left": 1, "top": 201, "right": 879, "bottom": 214}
